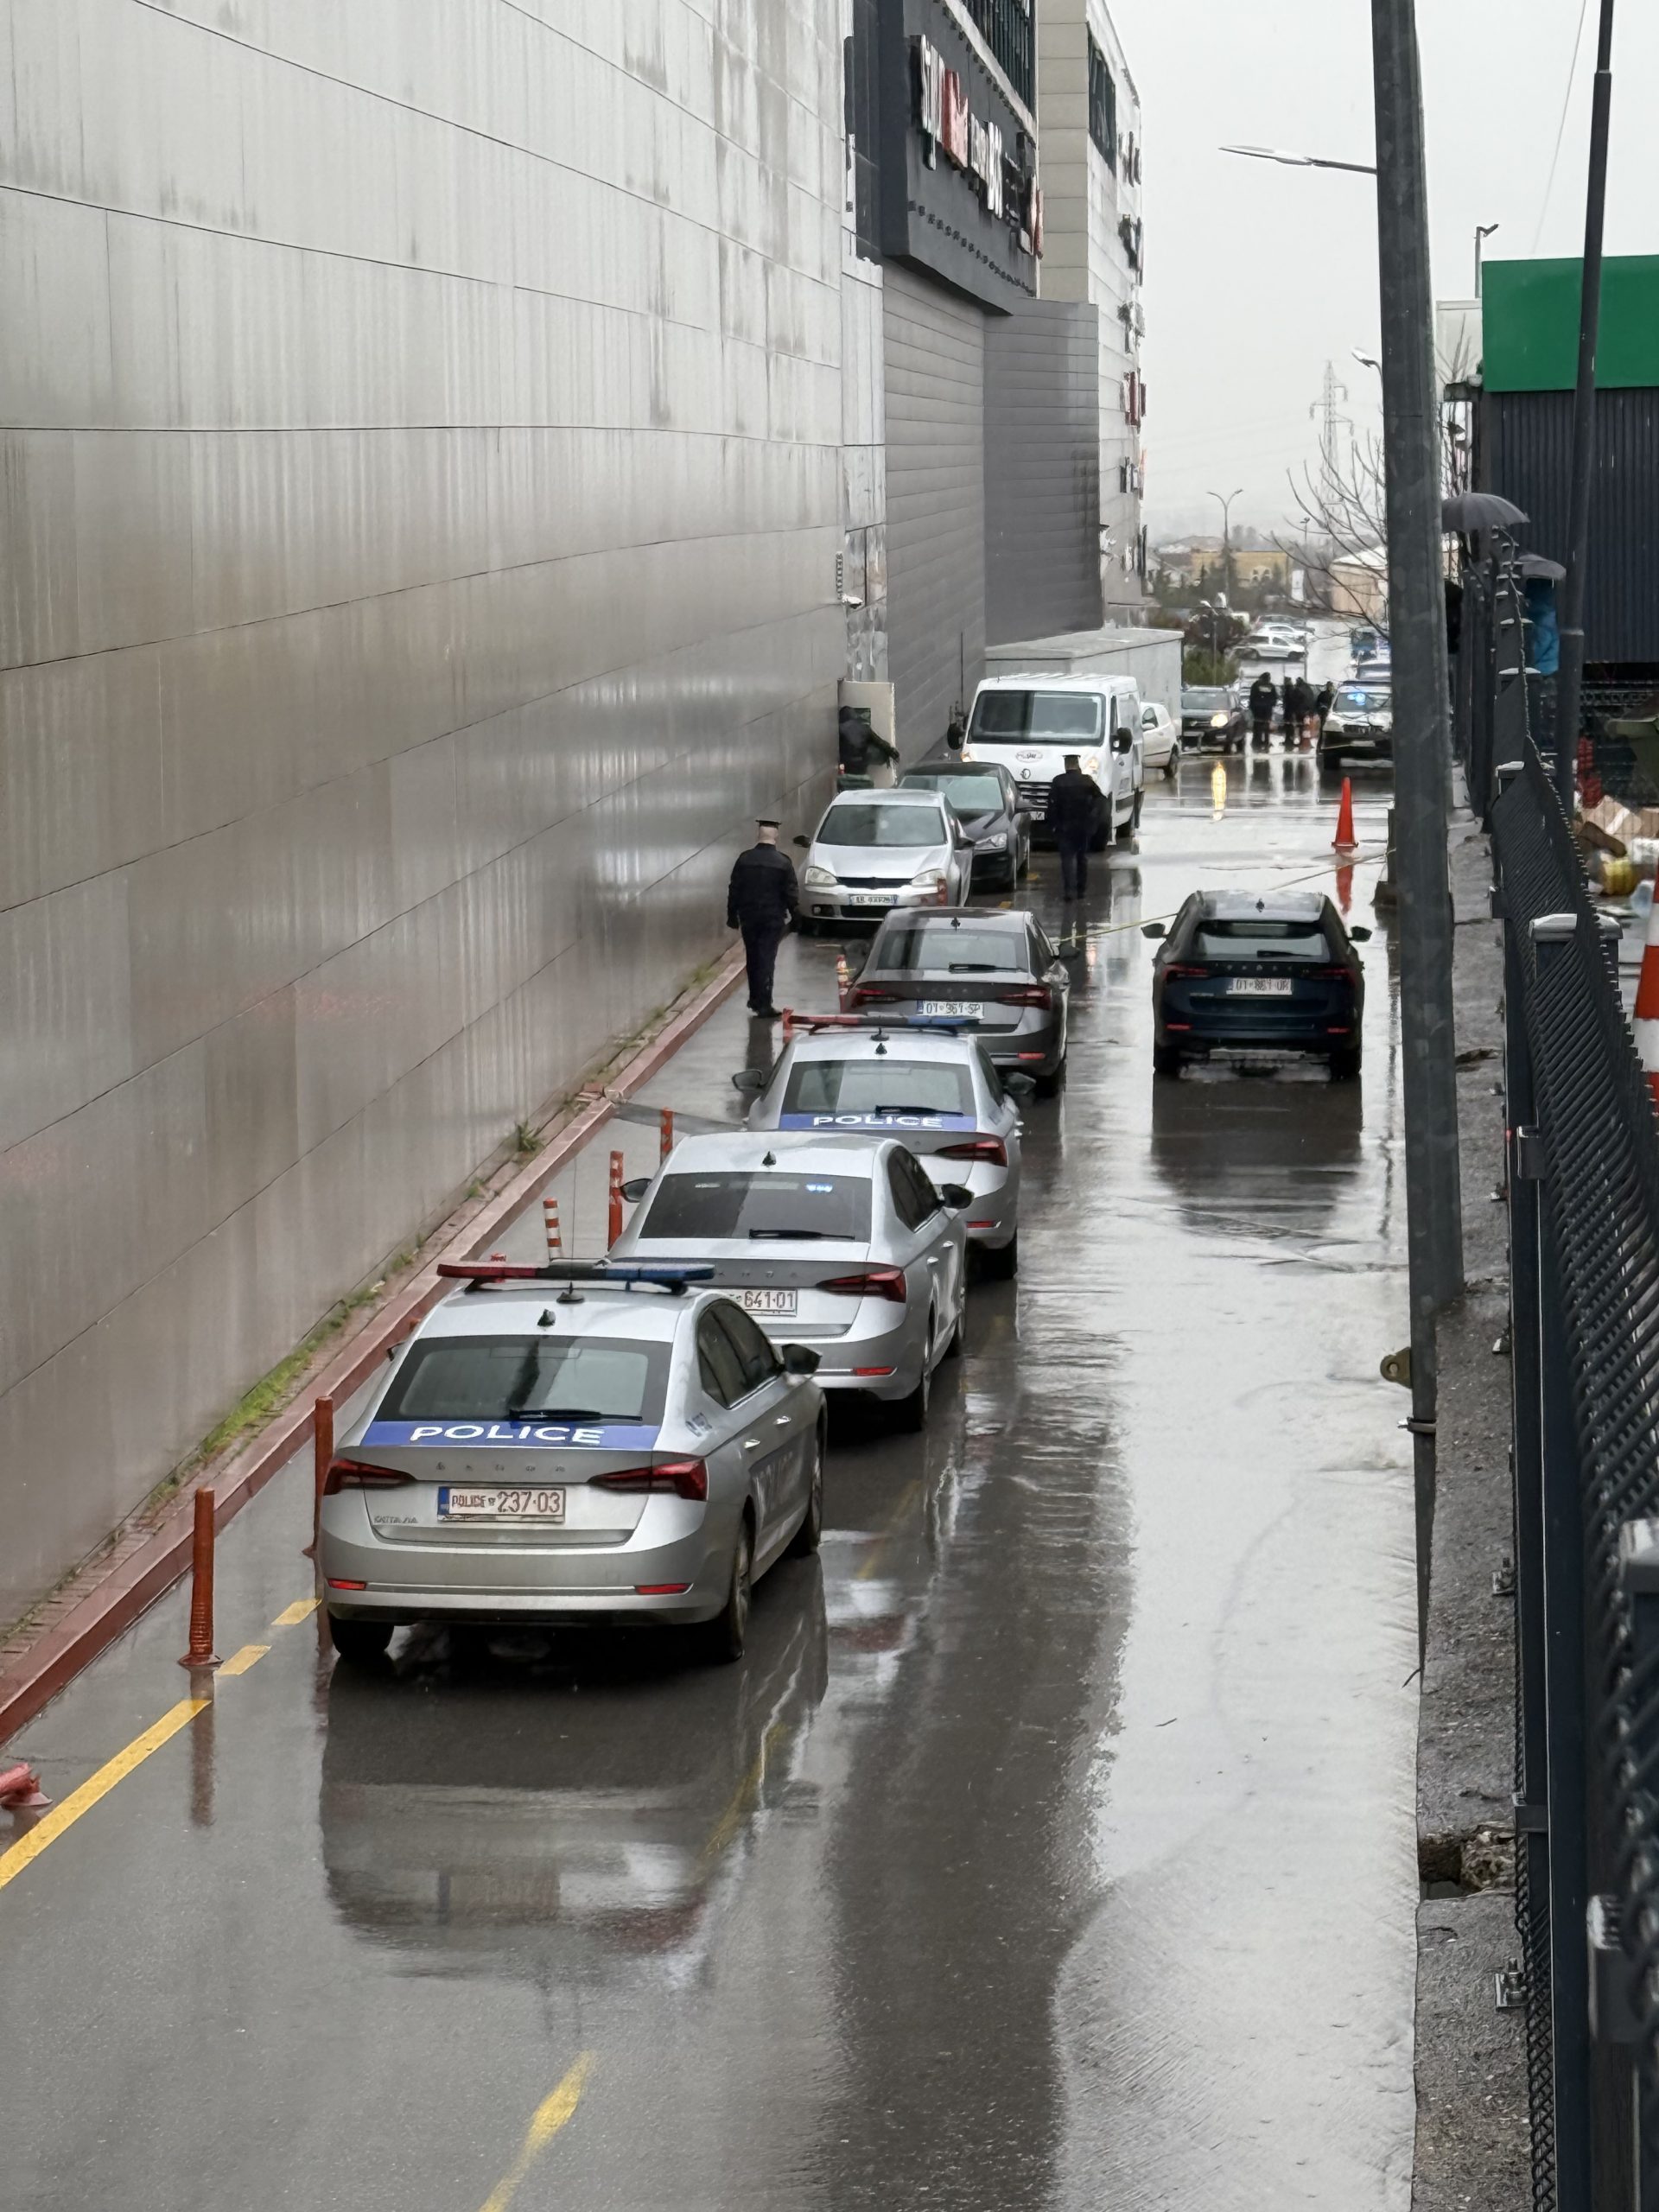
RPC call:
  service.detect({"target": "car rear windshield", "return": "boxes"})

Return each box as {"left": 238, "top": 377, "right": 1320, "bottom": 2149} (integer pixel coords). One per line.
{"left": 820, "top": 803, "right": 944, "bottom": 847}
{"left": 968, "top": 690, "right": 1103, "bottom": 741}
{"left": 1335, "top": 685, "right": 1389, "bottom": 712}
{"left": 781, "top": 1058, "right": 974, "bottom": 1116}
{"left": 640, "top": 1172, "right": 872, "bottom": 1241}
{"left": 1192, "top": 918, "right": 1334, "bottom": 963}
{"left": 379, "top": 1337, "right": 669, "bottom": 1422}
{"left": 872, "top": 919, "right": 1030, "bottom": 973}
{"left": 900, "top": 772, "right": 1005, "bottom": 813}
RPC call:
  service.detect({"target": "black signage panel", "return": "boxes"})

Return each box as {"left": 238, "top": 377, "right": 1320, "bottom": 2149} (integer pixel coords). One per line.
{"left": 877, "top": 0, "right": 1039, "bottom": 314}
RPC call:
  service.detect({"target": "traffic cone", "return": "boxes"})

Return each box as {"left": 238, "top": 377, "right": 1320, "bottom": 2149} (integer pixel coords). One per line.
{"left": 1332, "top": 776, "right": 1357, "bottom": 854}
{"left": 836, "top": 953, "right": 851, "bottom": 1009}
{"left": 1633, "top": 896, "right": 1659, "bottom": 1109}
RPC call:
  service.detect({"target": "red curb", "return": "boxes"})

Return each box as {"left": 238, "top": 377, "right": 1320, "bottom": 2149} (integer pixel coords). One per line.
{"left": 0, "top": 947, "right": 747, "bottom": 1745}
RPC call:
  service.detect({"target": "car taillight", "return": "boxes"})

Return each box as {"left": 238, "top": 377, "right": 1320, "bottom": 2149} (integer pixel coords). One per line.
{"left": 1165, "top": 964, "right": 1211, "bottom": 980}
{"left": 998, "top": 986, "right": 1052, "bottom": 1008}
{"left": 848, "top": 987, "right": 895, "bottom": 1006}
{"left": 938, "top": 1137, "right": 1007, "bottom": 1166}
{"left": 591, "top": 1459, "right": 709, "bottom": 1502}
{"left": 323, "top": 1458, "right": 414, "bottom": 1495}
{"left": 1312, "top": 965, "right": 1355, "bottom": 981}
{"left": 818, "top": 1266, "right": 907, "bottom": 1305}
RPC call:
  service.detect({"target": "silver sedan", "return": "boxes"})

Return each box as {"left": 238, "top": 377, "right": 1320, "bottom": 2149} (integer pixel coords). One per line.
{"left": 734, "top": 1019, "right": 1028, "bottom": 1277}
{"left": 610, "top": 1130, "right": 969, "bottom": 1427}
{"left": 318, "top": 1262, "right": 825, "bottom": 1666}
{"left": 793, "top": 790, "right": 973, "bottom": 930}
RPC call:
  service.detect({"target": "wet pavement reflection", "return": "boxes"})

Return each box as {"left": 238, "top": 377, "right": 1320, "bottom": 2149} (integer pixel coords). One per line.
{"left": 1, "top": 730, "right": 1416, "bottom": 2211}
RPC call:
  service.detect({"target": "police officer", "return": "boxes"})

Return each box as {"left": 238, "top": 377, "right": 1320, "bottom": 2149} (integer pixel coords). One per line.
{"left": 726, "top": 818, "right": 799, "bottom": 1020}
{"left": 1046, "top": 753, "right": 1097, "bottom": 902}
{"left": 1248, "top": 671, "right": 1277, "bottom": 748}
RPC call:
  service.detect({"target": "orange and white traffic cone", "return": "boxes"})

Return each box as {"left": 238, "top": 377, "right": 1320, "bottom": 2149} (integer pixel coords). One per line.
{"left": 1332, "top": 776, "right": 1357, "bottom": 854}
{"left": 1633, "top": 897, "right": 1659, "bottom": 1109}
{"left": 836, "top": 953, "right": 851, "bottom": 1009}
{"left": 542, "top": 1196, "right": 562, "bottom": 1258}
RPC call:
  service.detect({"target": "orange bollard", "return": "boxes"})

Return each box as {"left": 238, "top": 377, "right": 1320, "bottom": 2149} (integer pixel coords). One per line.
{"left": 659, "top": 1107, "right": 674, "bottom": 1161}
{"left": 0, "top": 1761, "right": 50, "bottom": 1812}
{"left": 608, "top": 1150, "right": 626, "bottom": 1248}
{"left": 1632, "top": 896, "right": 1659, "bottom": 1108}
{"left": 836, "top": 953, "right": 851, "bottom": 1009}
{"left": 1332, "top": 776, "right": 1357, "bottom": 853}
{"left": 179, "top": 1489, "right": 220, "bottom": 1669}
{"left": 543, "top": 1195, "right": 562, "bottom": 1257}
{"left": 304, "top": 1393, "right": 334, "bottom": 1560}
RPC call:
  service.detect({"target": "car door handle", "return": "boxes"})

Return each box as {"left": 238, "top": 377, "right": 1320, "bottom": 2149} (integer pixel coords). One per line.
{"left": 742, "top": 1437, "right": 763, "bottom": 1452}
{"left": 772, "top": 1414, "right": 793, "bottom": 1427}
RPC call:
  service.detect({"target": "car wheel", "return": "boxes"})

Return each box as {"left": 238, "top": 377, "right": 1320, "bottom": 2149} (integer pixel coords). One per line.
{"left": 787, "top": 1429, "right": 825, "bottom": 1557}
{"left": 944, "top": 1291, "right": 966, "bottom": 1359}
{"left": 892, "top": 1322, "right": 934, "bottom": 1432}
{"left": 328, "top": 1616, "right": 393, "bottom": 1668}
{"left": 1329, "top": 1045, "right": 1363, "bottom": 1082}
{"left": 1153, "top": 1044, "right": 1185, "bottom": 1079}
{"left": 703, "top": 1516, "right": 753, "bottom": 1662}
{"left": 1034, "top": 1056, "right": 1066, "bottom": 1099}
{"left": 1117, "top": 786, "right": 1143, "bottom": 838}
{"left": 1163, "top": 751, "right": 1179, "bottom": 780}
{"left": 981, "top": 1229, "right": 1019, "bottom": 1280}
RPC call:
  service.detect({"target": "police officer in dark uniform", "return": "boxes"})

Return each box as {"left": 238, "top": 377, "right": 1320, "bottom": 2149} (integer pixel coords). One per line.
{"left": 1046, "top": 753, "right": 1097, "bottom": 902}
{"left": 726, "top": 818, "right": 799, "bottom": 1020}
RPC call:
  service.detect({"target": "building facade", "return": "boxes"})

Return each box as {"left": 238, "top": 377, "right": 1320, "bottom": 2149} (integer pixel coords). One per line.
{"left": 0, "top": 0, "right": 847, "bottom": 1627}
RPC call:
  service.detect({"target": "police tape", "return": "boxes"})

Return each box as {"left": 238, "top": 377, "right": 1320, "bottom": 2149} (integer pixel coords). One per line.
{"left": 1088, "top": 842, "right": 1389, "bottom": 940}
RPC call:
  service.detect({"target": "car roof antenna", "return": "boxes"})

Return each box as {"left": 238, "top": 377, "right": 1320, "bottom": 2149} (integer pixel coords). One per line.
{"left": 556, "top": 1281, "right": 584, "bottom": 1304}
{"left": 761, "top": 1150, "right": 777, "bottom": 1167}
{"left": 537, "top": 1308, "right": 557, "bottom": 1328}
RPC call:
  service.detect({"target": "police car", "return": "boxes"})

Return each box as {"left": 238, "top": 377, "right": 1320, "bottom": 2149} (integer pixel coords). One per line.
{"left": 732, "top": 1017, "right": 1027, "bottom": 1277}
{"left": 318, "top": 1262, "right": 826, "bottom": 1668}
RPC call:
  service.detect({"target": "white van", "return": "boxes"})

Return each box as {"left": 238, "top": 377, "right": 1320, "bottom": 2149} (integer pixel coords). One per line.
{"left": 959, "top": 673, "right": 1144, "bottom": 849}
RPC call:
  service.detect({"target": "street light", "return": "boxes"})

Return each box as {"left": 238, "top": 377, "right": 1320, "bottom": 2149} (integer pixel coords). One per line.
{"left": 1473, "top": 220, "right": 1500, "bottom": 295}
{"left": 1220, "top": 143, "right": 1377, "bottom": 176}
{"left": 1207, "top": 486, "right": 1243, "bottom": 601}
{"left": 1352, "top": 349, "right": 1382, "bottom": 375}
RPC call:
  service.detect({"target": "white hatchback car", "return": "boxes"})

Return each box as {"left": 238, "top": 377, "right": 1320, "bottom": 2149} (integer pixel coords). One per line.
{"left": 795, "top": 789, "right": 972, "bottom": 928}
{"left": 1139, "top": 700, "right": 1180, "bottom": 777}
{"left": 734, "top": 1017, "right": 1029, "bottom": 1276}
{"left": 611, "top": 1130, "right": 969, "bottom": 1428}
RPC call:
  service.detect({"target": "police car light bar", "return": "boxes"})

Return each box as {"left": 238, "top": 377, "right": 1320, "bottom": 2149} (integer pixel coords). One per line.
{"left": 795, "top": 1014, "right": 982, "bottom": 1035}
{"left": 437, "top": 1261, "right": 715, "bottom": 1292}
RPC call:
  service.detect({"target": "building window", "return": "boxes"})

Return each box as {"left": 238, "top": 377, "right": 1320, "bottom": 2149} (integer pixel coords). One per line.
{"left": 845, "top": 0, "right": 880, "bottom": 261}
{"left": 961, "top": 0, "right": 1033, "bottom": 112}
{"left": 1088, "top": 38, "right": 1116, "bottom": 167}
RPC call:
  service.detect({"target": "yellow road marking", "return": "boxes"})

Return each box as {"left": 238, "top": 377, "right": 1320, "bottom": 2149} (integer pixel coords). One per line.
{"left": 700, "top": 1719, "right": 789, "bottom": 1869}
{"left": 477, "top": 2054, "right": 596, "bottom": 2212}
{"left": 856, "top": 1478, "right": 922, "bottom": 1580}
{"left": 271, "top": 1599, "right": 319, "bottom": 1627}
{"left": 0, "top": 1697, "right": 208, "bottom": 1893}
{"left": 219, "top": 1643, "right": 270, "bottom": 1676}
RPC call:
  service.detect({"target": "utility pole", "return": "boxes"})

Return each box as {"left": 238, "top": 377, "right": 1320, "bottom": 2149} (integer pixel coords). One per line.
{"left": 1310, "top": 362, "right": 1350, "bottom": 534}
{"left": 1555, "top": 0, "right": 1618, "bottom": 817}
{"left": 1474, "top": 220, "right": 1499, "bottom": 295}
{"left": 1370, "top": 0, "right": 1465, "bottom": 1647}
{"left": 1207, "top": 486, "right": 1243, "bottom": 603}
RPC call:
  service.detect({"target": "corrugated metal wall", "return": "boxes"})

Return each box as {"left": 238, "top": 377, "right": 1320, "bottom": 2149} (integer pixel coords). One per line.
{"left": 1479, "top": 387, "right": 1659, "bottom": 663}
{"left": 883, "top": 264, "right": 988, "bottom": 751}
{"left": 0, "top": 0, "right": 844, "bottom": 1627}
{"left": 984, "top": 300, "right": 1104, "bottom": 645}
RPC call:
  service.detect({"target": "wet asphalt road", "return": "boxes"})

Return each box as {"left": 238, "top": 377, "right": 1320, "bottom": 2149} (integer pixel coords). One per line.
{"left": 1, "top": 736, "right": 1418, "bottom": 2211}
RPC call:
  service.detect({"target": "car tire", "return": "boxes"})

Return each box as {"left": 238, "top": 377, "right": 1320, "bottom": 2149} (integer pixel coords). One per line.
{"left": 943, "top": 1292, "right": 966, "bottom": 1359}
{"left": 786, "top": 1429, "right": 825, "bottom": 1557}
{"left": 1163, "top": 751, "right": 1179, "bottom": 780}
{"left": 1153, "top": 1044, "right": 1185, "bottom": 1079}
{"left": 703, "top": 1516, "right": 753, "bottom": 1662}
{"left": 1034, "top": 1057, "right": 1066, "bottom": 1100}
{"left": 1117, "top": 786, "right": 1143, "bottom": 838}
{"left": 1329, "top": 1045, "right": 1363, "bottom": 1082}
{"left": 892, "top": 1323, "right": 934, "bottom": 1432}
{"left": 328, "top": 1615, "right": 393, "bottom": 1668}
{"left": 981, "top": 1229, "right": 1019, "bottom": 1280}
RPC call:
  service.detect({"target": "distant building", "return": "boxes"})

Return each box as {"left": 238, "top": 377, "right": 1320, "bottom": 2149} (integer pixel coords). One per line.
{"left": 1328, "top": 548, "right": 1389, "bottom": 625}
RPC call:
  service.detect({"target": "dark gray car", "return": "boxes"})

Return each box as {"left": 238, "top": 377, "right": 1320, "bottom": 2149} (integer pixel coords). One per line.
{"left": 899, "top": 762, "right": 1032, "bottom": 890}
{"left": 846, "top": 909, "right": 1070, "bottom": 1094}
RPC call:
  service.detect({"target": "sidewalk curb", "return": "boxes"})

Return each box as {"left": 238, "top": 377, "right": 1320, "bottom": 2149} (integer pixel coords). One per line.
{"left": 0, "top": 947, "right": 747, "bottom": 1746}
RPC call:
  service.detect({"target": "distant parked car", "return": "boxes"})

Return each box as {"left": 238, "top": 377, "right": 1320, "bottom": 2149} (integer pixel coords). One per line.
{"left": 1181, "top": 686, "right": 1248, "bottom": 753}
{"left": 794, "top": 789, "right": 973, "bottom": 930}
{"left": 898, "top": 761, "right": 1031, "bottom": 889}
{"left": 1143, "top": 889, "right": 1370, "bottom": 1081}
{"left": 1139, "top": 700, "right": 1181, "bottom": 777}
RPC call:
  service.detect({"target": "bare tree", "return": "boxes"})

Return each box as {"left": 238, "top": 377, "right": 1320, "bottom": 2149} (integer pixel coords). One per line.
{"left": 1275, "top": 430, "right": 1391, "bottom": 640}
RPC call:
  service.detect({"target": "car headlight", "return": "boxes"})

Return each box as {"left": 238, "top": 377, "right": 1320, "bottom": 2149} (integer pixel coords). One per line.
{"left": 803, "top": 864, "right": 836, "bottom": 888}
{"left": 976, "top": 831, "right": 1008, "bottom": 851}
{"left": 1210, "top": 713, "right": 1229, "bottom": 728}
{"left": 1080, "top": 753, "right": 1101, "bottom": 774}
{"left": 910, "top": 868, "right": 946, "bottom": 890}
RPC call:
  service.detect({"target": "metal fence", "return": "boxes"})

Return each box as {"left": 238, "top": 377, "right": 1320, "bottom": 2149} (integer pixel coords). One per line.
{"left": 960, "top": 0, "right": 1033, "bottom": 109}
{"left": 1491, "top": 739, "right": 1659, "bottom": 2209}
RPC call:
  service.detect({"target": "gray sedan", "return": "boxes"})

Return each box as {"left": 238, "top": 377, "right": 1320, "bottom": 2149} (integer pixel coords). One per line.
{"left": 846, "top": 909, "right": 1071, "bottom": 1093}
{"left": 611, "top": 1129, "right": 969, "bottom": 1428}
{"left": 794, "top": 790, "right": 973, "bottom": 929}
{"left": 318, "top": 1262, "right": 825, "bottom": 1666}
{"left": 898, "top": 762, "right": 1032, "bottom": 888}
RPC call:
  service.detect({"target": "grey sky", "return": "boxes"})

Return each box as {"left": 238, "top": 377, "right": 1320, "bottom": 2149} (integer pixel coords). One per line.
{"left": 1117, "top": 0, "right": 1659, "bottom": 541}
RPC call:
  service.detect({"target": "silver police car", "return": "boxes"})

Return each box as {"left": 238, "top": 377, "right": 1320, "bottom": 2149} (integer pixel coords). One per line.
{"left": 610, "top": 1130, "right": 969, "bottom": 1427}
{"left": 318, "top": 1262, "right": 825, "bottom": 1667}
{"left": 734, "top": 1018, "right": 1028, "bottom": 1277}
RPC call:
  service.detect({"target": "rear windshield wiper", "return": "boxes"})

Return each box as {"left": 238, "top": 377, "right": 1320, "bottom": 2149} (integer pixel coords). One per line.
{"left": 873, "top": 1105, "right": 952, "bottom": 1116}
{"left": 747, "top": 1228, "right": 833, "bottom": 1240}
{"left": 506, "top": 1405, "right": 609, "bottom": 1421}
{"left": 946, "top": 963, "right": 1001, "bottom": 973}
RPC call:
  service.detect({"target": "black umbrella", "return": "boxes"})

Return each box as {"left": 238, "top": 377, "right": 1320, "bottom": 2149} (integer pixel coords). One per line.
{"left": 1516, "top": 552, "right": 1566, "bottom": 581}
{"left": 1441, "top": 490, "right": 1529, "bottom": 531}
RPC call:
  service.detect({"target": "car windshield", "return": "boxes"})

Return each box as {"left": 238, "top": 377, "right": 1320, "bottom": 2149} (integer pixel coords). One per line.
{"left": 640, "top": 1171, "right": 872, "bottom": 1241}
{"left": 1182, "top": 690, "right": 1230, "bottom": 710}
{"left": 900, "top": 772, "right": 1005, "bottom": 813}
{"left": 1335, "top": 685, "right": 1390, "bottom": 712}
{"left": 968, "top": 690, "right": 1103, "bottom": 741}
{"left": 1192, "top": 918, "right": 1334, "bottom": 963}
{"left": 872, "top": 919, "right": 1030, "bottom": 973}
{"left": 378, "top": 1337, "right": 668, "bottom": 1422}
{"left": 819, "top": 804, "right": 944, "bottom": 847}
{"left": 781, "top": 1058, "right": 973, "bottom": 1116}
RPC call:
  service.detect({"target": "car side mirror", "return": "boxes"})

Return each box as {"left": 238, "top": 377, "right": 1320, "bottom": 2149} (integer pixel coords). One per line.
{"left": 939, "top": 1183, "right": 974, "bottom": 1211}
{"left": 781, "top": 1343, "right": 822, "bottom": 1376}
{"left": 619, "top": 1176, "right": 652, "bottom": 1203}
{"left": 1003, "top": 1072, "right": 1038, "bottom": 1100}
{"left": 792, "top": 835, "right": 810, "bottom": 849}
{"left": 1110, "top": 731, "right": 1132, "bottom": 754}
{"left": 1141, "top": 921, "right": 1166, "bottom": 940}
{"left": 1349, "top": 925, "right": 1373, "bottom": 943}
{"left": 731, "top": 1068, "right": 767, "bottom": 1093}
